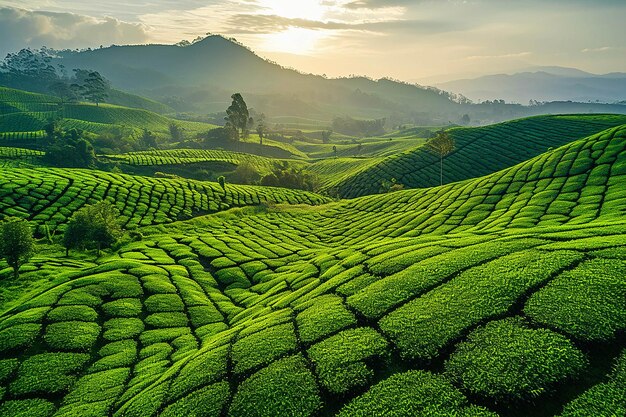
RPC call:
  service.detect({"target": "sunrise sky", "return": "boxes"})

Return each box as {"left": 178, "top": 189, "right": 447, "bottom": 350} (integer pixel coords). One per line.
{"left": 0, "top": 0, "right": 624, "bottom": 83}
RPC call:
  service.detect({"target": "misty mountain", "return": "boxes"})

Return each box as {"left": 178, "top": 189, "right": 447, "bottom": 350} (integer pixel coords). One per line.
{"left": 436, "top": 67, "right": 626, "bottom": 103}
{"left": 51, "top": 36, "right": 463, "bottom": 125}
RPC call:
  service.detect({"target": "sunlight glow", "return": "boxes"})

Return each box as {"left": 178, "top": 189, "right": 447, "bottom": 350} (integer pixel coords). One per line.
{"left": 260, "top": 27, "right": 329, "bottom": 55}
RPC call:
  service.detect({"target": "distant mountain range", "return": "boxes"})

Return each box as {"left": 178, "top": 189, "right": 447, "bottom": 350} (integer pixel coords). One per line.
{"left": 435, "top": 66, "right": 626, "bottom": 104}
{"left": 12, "top": 37, "right": 626, "bottom": 126}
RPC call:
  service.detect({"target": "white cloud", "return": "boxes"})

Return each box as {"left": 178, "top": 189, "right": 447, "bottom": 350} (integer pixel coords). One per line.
{"left": 581, "top": 46, "right": 613, "bottom": 53}
{"left": 0, "top": 7, "right": 150, "bottom": 57}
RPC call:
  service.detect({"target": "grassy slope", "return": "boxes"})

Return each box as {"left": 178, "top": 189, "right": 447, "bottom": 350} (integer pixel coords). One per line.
{"left": 0, "top": 124, "right": 625, "bottom": 416}
{"left": 326, "top": 114, "right": 626, "bottom": 198}
{"left": 0, "top": 87, "right": 215, "bottom": 139}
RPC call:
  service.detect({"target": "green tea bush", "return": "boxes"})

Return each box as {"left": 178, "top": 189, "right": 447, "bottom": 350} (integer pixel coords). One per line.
{"left": 445, "top": 318, "right": 587, "bottom": 401}
{"left": 525, "top": 258, "right": 626, "bottom": 342}
{"left": 232, "top": 323, "right": 297, "bottom": 374}
{"left": 44, "top": 321, "right": 101, "bottom": 351}
{"left": 10, "top": 352, "right": 90, "bottom": 395}
{"left": 379, "top": 250, "right": 581, "bottom": 360}
{"left": 308, "top": 327, "right": 388, "bottom": 394}
{"left": 228, "top": 355, "right": 321, "bottom": 417}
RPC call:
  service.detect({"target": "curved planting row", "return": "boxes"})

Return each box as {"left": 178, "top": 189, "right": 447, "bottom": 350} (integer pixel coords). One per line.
{"left": 0, "top": 168, "right": 330, "bottom": 231}
{"left": 106, "top": 149, "right": 282, "bottom": 174}
{"left": 328, "top": 114, "right": 626, "bottom": 198}
{"left": 329, "top": 124, "right": 626, "bottom": 238}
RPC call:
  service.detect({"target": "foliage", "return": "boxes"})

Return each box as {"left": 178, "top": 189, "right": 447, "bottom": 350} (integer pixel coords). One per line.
{"left": 426, "top": 130, "right": 455, "bottom": 186}
{"left": 332, "top": 116, "right": 386, "bottom": 137}
{"left": 225, "top": 93, "right": 252, "bottom": 139}
{"left": 445, "top": 318, "right": 587, "bottom": 401}
{"left": 63, "top": 201, "right": 123, "bottom": 255}
{"left": 0, "top": 217, "right": 35, "bottom": 278}
{"left": 260, "top": 163, "right": 319, "bottom": 191}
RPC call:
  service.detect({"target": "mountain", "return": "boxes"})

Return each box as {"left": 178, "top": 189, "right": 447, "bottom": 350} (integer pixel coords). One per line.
{"left": 437, "top": 67, "right": 626, "bottom": 103}
{"left": 52, "top": 36, "right": 462, "bottom": 123}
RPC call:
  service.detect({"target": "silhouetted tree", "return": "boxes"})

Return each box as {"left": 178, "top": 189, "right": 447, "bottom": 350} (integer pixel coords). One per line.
{"left": 225, "top": 93, "right": 250, "bottom": 139}
{"left": 426, "top": 131, "right": 455, "bottom": 186}
{"left": 460, "top": 114, "right": 471, "bottom": 125}
{"left": 0, "top": 218, "right": 35, "bottom": 279}
{"left": 333, "top": 145, "right": 337, "bottom": 158}
{"left": 80, "top": 71, "right": 108, "bottom": 106}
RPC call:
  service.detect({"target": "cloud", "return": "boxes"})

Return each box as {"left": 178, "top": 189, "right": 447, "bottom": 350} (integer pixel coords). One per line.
{"left": 0, "top": 7, "right": 150, "bottom": 58}
{"left": 581, "top": 46, "right": 614, "bottom": 53}
{"left": 466, "top": 51, "right": 531, "bottom": 60}
{"left": 224, "top": 13, "right": 458, "bottom": 35}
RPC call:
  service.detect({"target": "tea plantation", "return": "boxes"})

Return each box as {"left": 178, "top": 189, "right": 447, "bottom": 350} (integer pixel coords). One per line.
{"left": 0, "top": 121, "right": 625, "bottom": 417}
{"left": 0, "top": 87, "right": 215, "bottom": 140}
{"left": 322, "top": 114, "right": 626, "bottom": 197}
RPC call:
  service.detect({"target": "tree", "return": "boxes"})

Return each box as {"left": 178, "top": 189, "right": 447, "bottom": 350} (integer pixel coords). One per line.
{"left": 0, "top": 218, "right": 35, "bottom": 279}
{"left": 426, "top": 131, "right": 455, "bottom": 186}
{"left": 321, "top": 130, "right": 332, "bottom": 144}
{"left": 169, "top": 123, "right": 183, "bottom": 142}
{"left": 217, "top": 176, "right": 226, "bottom": 191}
{"left": 63, "top": 201, "right": 122, "bottom": 256}
{"left": 256, "top": 113, "right": 266, "bottom": 145}
{"left": 139, "top": 129, "right": 158, "bottom": 149}
{"left": 460, "top": 114, "right": 471, "bottom": 126}
{"left": 80, "top": 71, "right": 109, "bottom": 106}
{"left": 332, "top": 145, "right": 337, "bottom": 158}
{"left": 225, "top": 93, "right": 250, "bottom": 139}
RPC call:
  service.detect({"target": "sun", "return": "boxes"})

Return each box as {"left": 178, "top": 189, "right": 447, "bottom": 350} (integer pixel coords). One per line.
{"left": 260, "top": 27, "right": 328, "bottom": 55}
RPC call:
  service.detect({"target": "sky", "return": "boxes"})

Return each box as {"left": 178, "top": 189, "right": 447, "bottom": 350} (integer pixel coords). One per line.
{"left": 0, "top": 0, "right": 624, "bottom": 83}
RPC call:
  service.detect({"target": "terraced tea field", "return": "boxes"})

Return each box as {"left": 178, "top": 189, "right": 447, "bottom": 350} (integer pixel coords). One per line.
{"left": 323, "top": 114, "right": 626, "bottom": 197}
{"left": 0, "top": 87, "right": 216, "bottom": 140}
{"left": 0, "top": 121, "right": 625, "bottom": 417}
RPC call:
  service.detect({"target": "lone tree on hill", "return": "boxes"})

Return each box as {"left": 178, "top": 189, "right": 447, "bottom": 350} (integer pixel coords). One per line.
{"left": 80, "top": 71, "right": 108, "bottom": 106}
{"left": 426, "top": 131, "right": 455, "bottom": 186}
{"left": 0, "top": 218, "right": 35, "bottom": 279}
{"left": 321, "top": 130, "right": 332, "bottom": 144}
{"left": 64, "top": 201, "right": 123, "bottom": 256}
{"left": 225, "top": 93, "right": 253, "bottom": 139}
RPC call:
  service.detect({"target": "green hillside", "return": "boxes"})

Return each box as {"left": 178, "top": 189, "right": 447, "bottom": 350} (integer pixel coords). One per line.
{"left": 0, "top": 87, "right": 215, "bottom": 140}
{"left": 325, "top": 114, "right": 626, "bottom": 197}
{"left": 0, "top": 123, "right": 625, "bottom": 416}
{"left": 0, "top": 168, "right": 329, "bottom": 233}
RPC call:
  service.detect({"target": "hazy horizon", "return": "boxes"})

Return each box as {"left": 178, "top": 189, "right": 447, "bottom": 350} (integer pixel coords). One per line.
{"left": 1, "top": 0, "right": 625, "bottom": 84}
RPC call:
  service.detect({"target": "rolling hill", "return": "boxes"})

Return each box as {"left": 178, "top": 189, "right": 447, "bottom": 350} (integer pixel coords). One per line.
{"left": 0, "top": 87, "right": 215, "bottom": 141}
{"left": 320, "top": 114, "right": 626, "bottom": 198}
{"left": 0, "top": 121, "right": 625, "bottom": 417}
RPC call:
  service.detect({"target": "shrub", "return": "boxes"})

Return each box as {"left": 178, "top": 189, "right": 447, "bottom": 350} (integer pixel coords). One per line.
{"left": 228, "top": 355, "right": 321, "bottom": 417}
{"left": 445, "top": 318, "right": 587, "bottom": 401}
{"left": 307, "top": 327, "right": 388, "bottom": 394}
{"left": 525, "top": 258, "right": 626, "bottom": 342}
{"left": 44, "top": 321, "right": 100, "bottom": 351}
{"left": 232, "top": 323, "right": 297, "bottom": 375}
{"left": 10, "top": 352, "right": 90, "bottom": 396}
